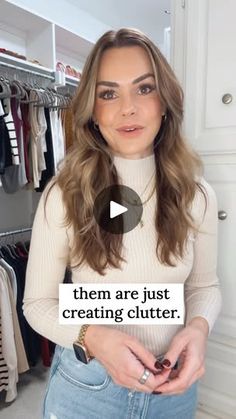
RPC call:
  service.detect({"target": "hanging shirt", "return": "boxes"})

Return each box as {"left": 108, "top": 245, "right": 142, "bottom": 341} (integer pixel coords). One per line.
{"left": 0, "top": 313, "right": 9, "bottom": 398}
{"left": 0, "top": 100, "right": 14, "bottom": 178}
{"left": 1, "top": 99, "right": 28, "bottom": 193}
{"left": 0, "top": 267, "right": 18, "bottom": 402}
{"left": 29, "top": 91, "right": 47, "bottom": 188}
{"left": 50, "top": 102, "right": 65, "bottom": 174}
{"left": 35, "top": 108, "right": 55, "bottom": 192}
{"left": 1, "top": 98, "right": 20, "bottom": 166}
{"left": 20, "top": 101, "right": 31, "bottom": 182}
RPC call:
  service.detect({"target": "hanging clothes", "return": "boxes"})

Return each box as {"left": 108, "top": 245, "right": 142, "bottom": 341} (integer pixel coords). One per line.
{"left": 49, "top": 101, "right": 65, "bottom": 174}
{"left": 0, "top": 238, "right": 55, "bottom": 367}
{"left": 0, "top": 100, "right": 15, "bottom": 175}
{"left": 0, "top": 257, "right": 17, "bottom": 302}
{"left": 35, "top": 108, "right": 55, "bottom": 192}
{"left": 0, "top": 81, "right": 72, "bottom": 193}
{"left": 1, "top": 97, "right": 20, "bottom": 165}
{"left": 0, "top": 312, "right": 9, "bottom": 399}
{"left": 29, "top": 90, "right": 47, "bottom": 188}
{"left": 20, "top": 100, "right": 31, "bottom": 183}
{"left": 0, "top": 96, "right": 28, "bottom": 193}
{"left": 0, "top": 266, "right": 18, "bottom": 402}
{"left": 0, "top": 245, "right": 41, "bottom": 366}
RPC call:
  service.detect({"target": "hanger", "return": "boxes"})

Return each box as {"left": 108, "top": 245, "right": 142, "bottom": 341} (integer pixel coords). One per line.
{"left": 19, "top": 82, "right": 39, "bottom": 104}
{"left": 9, "top": 79, "right": 25, "bottom": 99}
{"left": 47, "top": 90, "right": 71, "bottom": 110}
{"left": 26, "top": 88, "right": 42, "bottom": 105}
{"left": 0, "top": 77, "right": 11, "bottom": 99}
{"left": 6, "top": 243, "right": 19, "bottom": 258}
{"left": 0, "top": 245, "right": 16, "bottom": 260}
{"left": 31, "top": 84, "right": 52, "bottom": 107}
{"left": 10, "top": 79, "right": 29, "bottom": 101}
{"left": 0, "top": 244, "right": 4, "bottom": 258}
{"left": 15, "top": 240, "right": 29, "bottom": 256}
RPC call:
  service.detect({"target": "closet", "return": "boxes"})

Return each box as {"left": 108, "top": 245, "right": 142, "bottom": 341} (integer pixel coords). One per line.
{"left": 0, "top": 0, "right": 93, "bottom": 403}
{"left": 0, "top": 0, "right": 94, "bottom": 227}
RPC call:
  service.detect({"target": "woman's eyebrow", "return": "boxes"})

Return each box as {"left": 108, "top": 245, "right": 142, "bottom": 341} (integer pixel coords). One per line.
{"left": 96, "top": 72, "right": 155, "bottom": 87}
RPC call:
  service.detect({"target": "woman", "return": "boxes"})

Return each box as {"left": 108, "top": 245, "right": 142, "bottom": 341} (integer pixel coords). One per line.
{"left": 23, "top": 28, "right": 222, "bottom": 418}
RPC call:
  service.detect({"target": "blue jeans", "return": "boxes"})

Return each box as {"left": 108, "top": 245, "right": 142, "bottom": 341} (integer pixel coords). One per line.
{"left": 43, "top": 345, "right": 198, "bottom": 419}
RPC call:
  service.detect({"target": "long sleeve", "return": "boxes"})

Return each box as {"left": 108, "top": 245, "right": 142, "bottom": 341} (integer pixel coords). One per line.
{"left": 184, "top": 179, "right": 222, "bottom": 334}
{"left": 23, "top": 181, "right": 80, "bottom": 349}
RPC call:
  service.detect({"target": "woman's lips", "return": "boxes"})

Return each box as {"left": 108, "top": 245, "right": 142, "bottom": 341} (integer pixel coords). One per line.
{"left": 116, "top": 126, "right": 144, "bottom": 137}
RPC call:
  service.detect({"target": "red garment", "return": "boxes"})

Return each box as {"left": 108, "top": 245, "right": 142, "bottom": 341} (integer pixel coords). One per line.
{"left": 20, "top": 103, "right": 31, "bottom": 182}
{"left": 41, "top": 337, "right": 51, "bottom": 367}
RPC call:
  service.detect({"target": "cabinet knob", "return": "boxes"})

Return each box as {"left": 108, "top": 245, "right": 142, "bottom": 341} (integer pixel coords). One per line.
{"left": 218, "top": 210, "right": 227, "bottom": 220}
{"left": 222, "top": 93, "right": 233, "bottom": 104}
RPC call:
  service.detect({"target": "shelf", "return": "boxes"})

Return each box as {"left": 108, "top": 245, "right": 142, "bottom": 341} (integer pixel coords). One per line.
{"left": 65, "top": 75, "right": 80, "bottom": 86}
{"left": 0, "top": 53, "right": 54, "bottom": 78}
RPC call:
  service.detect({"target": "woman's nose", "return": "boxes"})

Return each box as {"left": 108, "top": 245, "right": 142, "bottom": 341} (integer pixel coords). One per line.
{"left": 120, "top": 94, "right": 137, "bottom": 117}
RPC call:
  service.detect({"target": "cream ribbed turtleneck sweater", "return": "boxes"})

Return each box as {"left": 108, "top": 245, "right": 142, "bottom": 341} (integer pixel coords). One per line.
{"left": 23, "top": 153, "right": 221, "bottom": 356}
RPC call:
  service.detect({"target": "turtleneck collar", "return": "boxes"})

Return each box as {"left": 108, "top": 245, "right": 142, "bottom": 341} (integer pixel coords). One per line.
{"left": 113, "top": 153, "right": 156, "bottom": 192}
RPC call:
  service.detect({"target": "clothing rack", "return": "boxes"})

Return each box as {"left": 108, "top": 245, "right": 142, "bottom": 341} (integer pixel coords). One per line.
{"left": 0, "top": 56, "right": 78, "bottom": 88}
{"left": 0, "top": 61, "right": 54, "bottom": 90}
{"left": 0, "top": 227, "right": 32, "bottom": 239}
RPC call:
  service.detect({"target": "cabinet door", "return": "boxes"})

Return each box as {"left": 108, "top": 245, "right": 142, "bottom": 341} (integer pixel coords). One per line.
{"left": 198, "top": 160, "right": 236, "bottom": 419}
{"left": 171, "top": 1, "right": 236, "bottom": 418}
{"left": 182, "top": 0, "right": 236, "bottom": 154}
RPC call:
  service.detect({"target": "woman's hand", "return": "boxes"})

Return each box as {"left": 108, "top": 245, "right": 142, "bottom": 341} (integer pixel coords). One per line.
{"left": 153, "top": 317, "right": 209, "bottom": 395}
{"left": 84, "top": 325, "right": 170, "bottom": 393}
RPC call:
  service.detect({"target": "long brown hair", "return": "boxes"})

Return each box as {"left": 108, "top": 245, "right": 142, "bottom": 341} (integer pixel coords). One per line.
{"left": 47, "top": 28, "right": 206, "bottom": 275}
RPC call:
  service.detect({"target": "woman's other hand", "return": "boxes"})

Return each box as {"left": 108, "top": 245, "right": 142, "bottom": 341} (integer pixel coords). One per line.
{"left": 84, "top": 325, "right": 170, "bottom": 393}
{"left": 152, "top": 317, "right": 209, "bottom": 395}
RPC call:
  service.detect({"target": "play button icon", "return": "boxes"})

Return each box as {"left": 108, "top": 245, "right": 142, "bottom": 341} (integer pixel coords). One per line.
{"left": 93, "top": 185, "right": 143, "bottom": 234}
{"left": 110, "top": 201, "right": 128, "bottom": 218}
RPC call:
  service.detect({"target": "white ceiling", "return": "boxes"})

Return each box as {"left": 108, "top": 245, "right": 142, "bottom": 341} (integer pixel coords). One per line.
{"left": 67, "top": 0, "right": 171, "bottom": 46}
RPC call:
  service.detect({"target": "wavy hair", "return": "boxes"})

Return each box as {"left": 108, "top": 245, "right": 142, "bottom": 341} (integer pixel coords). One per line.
{"left": 47, "top": 28, "right": 206, "bottom": 275}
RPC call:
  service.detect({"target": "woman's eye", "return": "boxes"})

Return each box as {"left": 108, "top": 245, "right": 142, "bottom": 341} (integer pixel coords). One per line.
{"left": 98, "top": 90, "right": 116, "bottom": 100}
{"left": 138, "top": 84, "right": 156, "bottom": 95}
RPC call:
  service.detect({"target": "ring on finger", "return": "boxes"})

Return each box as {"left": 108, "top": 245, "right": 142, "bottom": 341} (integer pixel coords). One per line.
{"left": 138, "top": 368, "right": 151, "bottom": 385}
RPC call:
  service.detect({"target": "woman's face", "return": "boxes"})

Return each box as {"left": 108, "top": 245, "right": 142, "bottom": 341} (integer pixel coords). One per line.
{"left": 93, "top": 46, "right": 165, "bottom": 159}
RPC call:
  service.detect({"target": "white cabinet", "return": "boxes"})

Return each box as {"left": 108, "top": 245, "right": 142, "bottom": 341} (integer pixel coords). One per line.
{"left": 182, "top": 0, "right": 236, "bottom": 155}
{"left": 172, "top": 0, "right": 236, "bottom": 418}
{"left": 199, "top": 160, "right": 236, "bottom": 418}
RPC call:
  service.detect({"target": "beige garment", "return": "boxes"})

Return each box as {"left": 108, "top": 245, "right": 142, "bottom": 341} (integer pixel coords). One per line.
{"left": 0, "top": 312, "right": 9, "bottom": 395}
{"left": 5, "top": 273, "right": 29, "bottom": 374}
{"left": 23, "top": 153, "right": 222, "bottom": 355}
{"left": 29, "top": 90, "right": 47, "bottom": 188}
{"left": 0, "top": 267, "right": 18, "bottom": 402}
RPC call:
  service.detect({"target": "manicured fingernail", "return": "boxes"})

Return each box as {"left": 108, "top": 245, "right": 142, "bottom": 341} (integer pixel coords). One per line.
{"left": 154, "top": 360, "right": 164, "bottom": 370}
{"left": 152, "top": 391, "right": 162, "bottom": 394}
{"left": 162, "top": 359, "right": 171, "bottom": 368}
